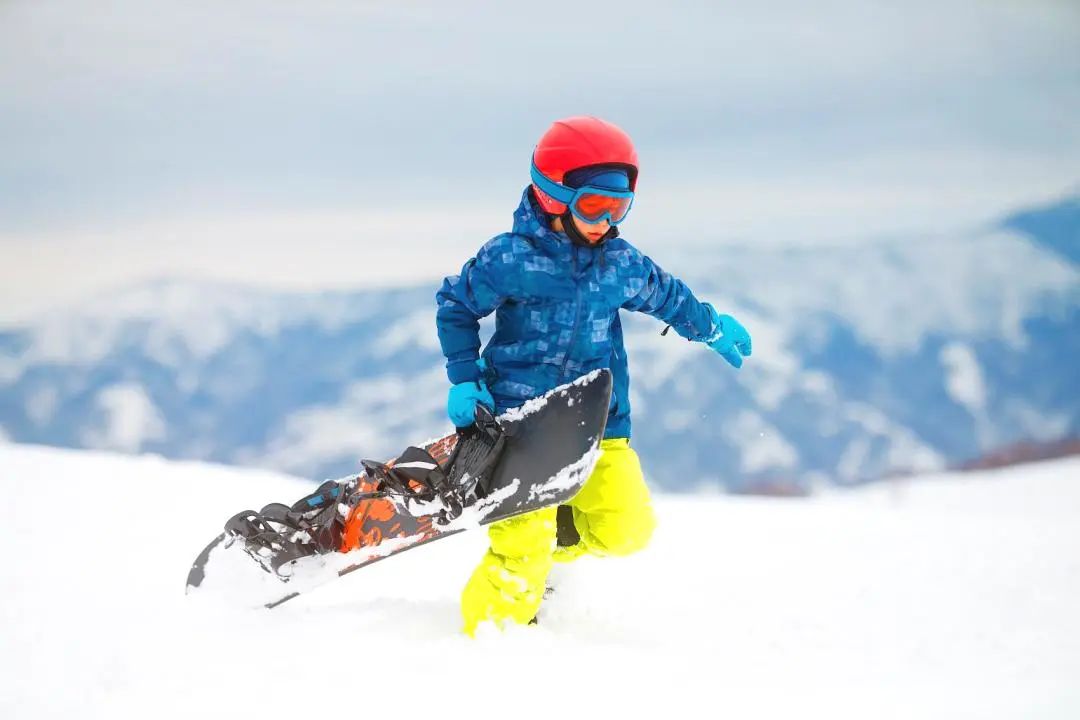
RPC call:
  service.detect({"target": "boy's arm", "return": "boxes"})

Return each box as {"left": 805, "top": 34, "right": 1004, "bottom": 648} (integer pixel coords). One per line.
{"left": 435, "top": 240, "right": 512, "bottom": 384}
{"left": 621, "top": 250, "right": 715, "bottom": 341}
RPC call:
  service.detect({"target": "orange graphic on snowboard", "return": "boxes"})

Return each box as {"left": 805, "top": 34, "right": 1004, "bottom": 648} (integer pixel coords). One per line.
{"left": 338, "top": 434, "right": 460, "bottom": 553}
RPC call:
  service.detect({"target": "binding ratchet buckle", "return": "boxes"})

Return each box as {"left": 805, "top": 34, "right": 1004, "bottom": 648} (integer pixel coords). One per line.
{"left": 361, "top": 405, "right": 506, "bottom": 524}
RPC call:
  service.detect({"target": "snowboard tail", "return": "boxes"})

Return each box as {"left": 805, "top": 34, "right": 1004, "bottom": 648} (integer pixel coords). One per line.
{"left": 185, "top": 370, "right": 612, "bottom": 609}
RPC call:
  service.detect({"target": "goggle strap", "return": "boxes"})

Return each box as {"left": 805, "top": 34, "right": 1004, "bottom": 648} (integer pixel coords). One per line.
{"left": 530, "top": 162, "right": 576, "bottom": 204}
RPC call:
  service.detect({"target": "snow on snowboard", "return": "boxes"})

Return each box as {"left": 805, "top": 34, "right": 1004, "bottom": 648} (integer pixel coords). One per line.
{"left": 186, "top": 369, "right": 612, "bottom": 608}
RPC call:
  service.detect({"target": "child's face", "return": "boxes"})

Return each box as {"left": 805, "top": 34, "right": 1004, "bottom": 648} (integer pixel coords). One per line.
{"left": 569, "top": 214, "right": 611, "bottom": 245}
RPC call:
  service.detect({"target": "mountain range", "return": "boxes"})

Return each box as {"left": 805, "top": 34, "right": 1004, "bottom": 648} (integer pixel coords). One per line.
{"left": 1, "top": 195, "right": 1076, "bottom": 492}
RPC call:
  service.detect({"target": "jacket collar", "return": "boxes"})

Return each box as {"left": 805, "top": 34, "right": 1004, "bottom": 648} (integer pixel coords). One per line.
{"left": 511, "top": 187, "right": 617, "bottom": 258}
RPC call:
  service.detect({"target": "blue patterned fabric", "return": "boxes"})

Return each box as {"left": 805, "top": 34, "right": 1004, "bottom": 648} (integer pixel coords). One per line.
{"left": 436, "top": 188, "right": 715, "bottom": 439}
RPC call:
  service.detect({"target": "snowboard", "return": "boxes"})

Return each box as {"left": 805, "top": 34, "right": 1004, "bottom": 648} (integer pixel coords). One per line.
{"left": 185, "top": 369, "right": 612, "bottom": 609}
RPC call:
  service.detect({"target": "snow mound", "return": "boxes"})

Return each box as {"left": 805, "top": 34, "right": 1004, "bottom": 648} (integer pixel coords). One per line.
{"left": 1, "top": 443, "right": 1078, "bottom": 718}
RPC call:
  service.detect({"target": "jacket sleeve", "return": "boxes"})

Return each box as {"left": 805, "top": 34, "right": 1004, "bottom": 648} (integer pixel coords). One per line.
{"left": 435, "top": 238, "right": 514, "bottom": 384}
{"left": 621, "top": 249, "right": 715, "bottom": 342}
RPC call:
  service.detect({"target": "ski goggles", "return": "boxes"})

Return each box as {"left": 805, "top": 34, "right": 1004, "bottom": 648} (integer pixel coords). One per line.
{"left": 531, "top": 163, "right": 635, "bottom": 225}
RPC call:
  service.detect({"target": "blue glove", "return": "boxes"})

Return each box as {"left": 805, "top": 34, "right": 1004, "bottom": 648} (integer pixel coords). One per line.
{"left": 447, "top": 378, "right": 495, "bottom": 427}
{"left": 703, "top": 303, "right": 752, "bottom": 369}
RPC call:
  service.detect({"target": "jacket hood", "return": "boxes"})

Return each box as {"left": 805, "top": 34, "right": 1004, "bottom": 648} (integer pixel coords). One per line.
{"left": 511, "top": 187, "right": 561, "bottom": 252}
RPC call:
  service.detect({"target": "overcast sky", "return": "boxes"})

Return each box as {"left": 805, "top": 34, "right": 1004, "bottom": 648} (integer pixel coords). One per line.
{"left": 1, "top": 0, "right": 1078, "bottom": 322}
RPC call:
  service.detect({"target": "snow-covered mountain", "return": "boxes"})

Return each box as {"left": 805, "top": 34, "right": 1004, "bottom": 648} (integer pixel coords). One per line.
{"left": 0, "top": 196, "right": 1077, "bottom": 491}
{"left": 2, "top": 443, "right": 1078, "bottom": 718}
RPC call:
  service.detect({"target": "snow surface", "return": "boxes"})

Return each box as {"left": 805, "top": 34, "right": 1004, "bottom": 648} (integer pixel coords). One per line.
{"left": 1, "top": 443, "right": 1078, "bottom": 719}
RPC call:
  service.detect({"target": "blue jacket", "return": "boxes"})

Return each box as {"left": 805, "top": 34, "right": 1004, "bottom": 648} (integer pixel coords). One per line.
{"left": 436, "top": 189, "right": 714, "bottom": 439}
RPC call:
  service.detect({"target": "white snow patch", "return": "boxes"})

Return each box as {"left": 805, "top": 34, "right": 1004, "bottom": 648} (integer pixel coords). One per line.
{"left": 940, "top": 341, "right": 987, "bottom": 412}
{"left": 9, "top": 279, "right": 388, "bottom": 370}
{"left": 389, "top": 476, "right": 525, "bottom": 534}
{"left": 885, "top": 434, "right": 946, "bottom": 476}
{"left": 1005, "top": 399, "right": 1073, "bottom": 443}
{"left": 527, "top": 445, "right": 602, "bottom": 505}
{"left": 837, "top": 436, "right": 872, "bottom": 481}
{"left": 370, "top": 307, "right": 442, "bottom": 358}
{"left": 437, "top": 479, "right": 522, "bottom": 532}
{"left": 81, "top": 382, "right": 166, "bottom": 452}
{"left": 24, "top": 385, "right": 59, "bottom": 426}
{"left": 0, "top": 355, "right": 22, "bottom": 384}
{"left": 193, "top": 529, "right": 436, "bottom": 609}
{"left": 252, "top": 368, "right": 447, "bottom": 475}
{"left": 839, "top": 402, "right": 945, "bottom": 479}
{"left": 497, "top": 369, "right": 603, "bottom": 424}
{"left": 799, "top": 369, "right": 835, "bottom": 396}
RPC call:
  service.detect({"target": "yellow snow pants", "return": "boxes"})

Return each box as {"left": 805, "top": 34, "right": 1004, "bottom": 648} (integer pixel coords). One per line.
{"left": 461, "top": 438, "right": 656, "bottom": 635}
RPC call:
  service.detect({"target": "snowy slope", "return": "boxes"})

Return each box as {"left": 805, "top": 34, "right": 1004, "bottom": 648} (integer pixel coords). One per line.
{"left": 2, "top": 444, "right": 1078, "bottom": 719}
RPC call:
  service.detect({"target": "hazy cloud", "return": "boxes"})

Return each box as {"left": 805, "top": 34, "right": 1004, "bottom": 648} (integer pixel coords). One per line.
{"left": 1, "top": 0, "right": 1077, "bottom": 318}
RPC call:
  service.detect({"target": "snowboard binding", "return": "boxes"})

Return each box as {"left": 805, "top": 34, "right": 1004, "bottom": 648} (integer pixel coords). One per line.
{"left": 222, "top": 407, "right": 509, "bottom": 577}
{"left": 224, "top": 479, "right": 350, "bottom": 576}
{"left": 361, "top": 404, "right": 507, "bottom": 524}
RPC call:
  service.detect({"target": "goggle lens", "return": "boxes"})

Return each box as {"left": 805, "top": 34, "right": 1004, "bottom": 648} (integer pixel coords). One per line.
{"left": 572, "top": 192, "right": 633, "bottom": 224}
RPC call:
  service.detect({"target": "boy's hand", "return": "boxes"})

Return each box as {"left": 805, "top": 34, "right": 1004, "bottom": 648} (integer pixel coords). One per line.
{"left": 447, "top": 380, "right": 495, "bottom": 427}
{"left": 704, "top": 304, "right": 752, "bottom": 369}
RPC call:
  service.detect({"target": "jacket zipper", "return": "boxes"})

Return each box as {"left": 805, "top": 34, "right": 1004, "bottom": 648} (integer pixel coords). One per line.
{"left": 560, "top": 245, "right": 585, "bottom": 383}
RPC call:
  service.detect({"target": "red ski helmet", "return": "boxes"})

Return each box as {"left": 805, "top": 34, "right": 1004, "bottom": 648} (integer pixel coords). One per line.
{"left": 531, "top": 116, "right": 639, "bottom": 215}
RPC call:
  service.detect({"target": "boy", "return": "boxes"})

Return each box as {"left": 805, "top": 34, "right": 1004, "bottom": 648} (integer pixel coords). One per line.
{"left": 436, "top": 116, "right": 751, "bottom": 634}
